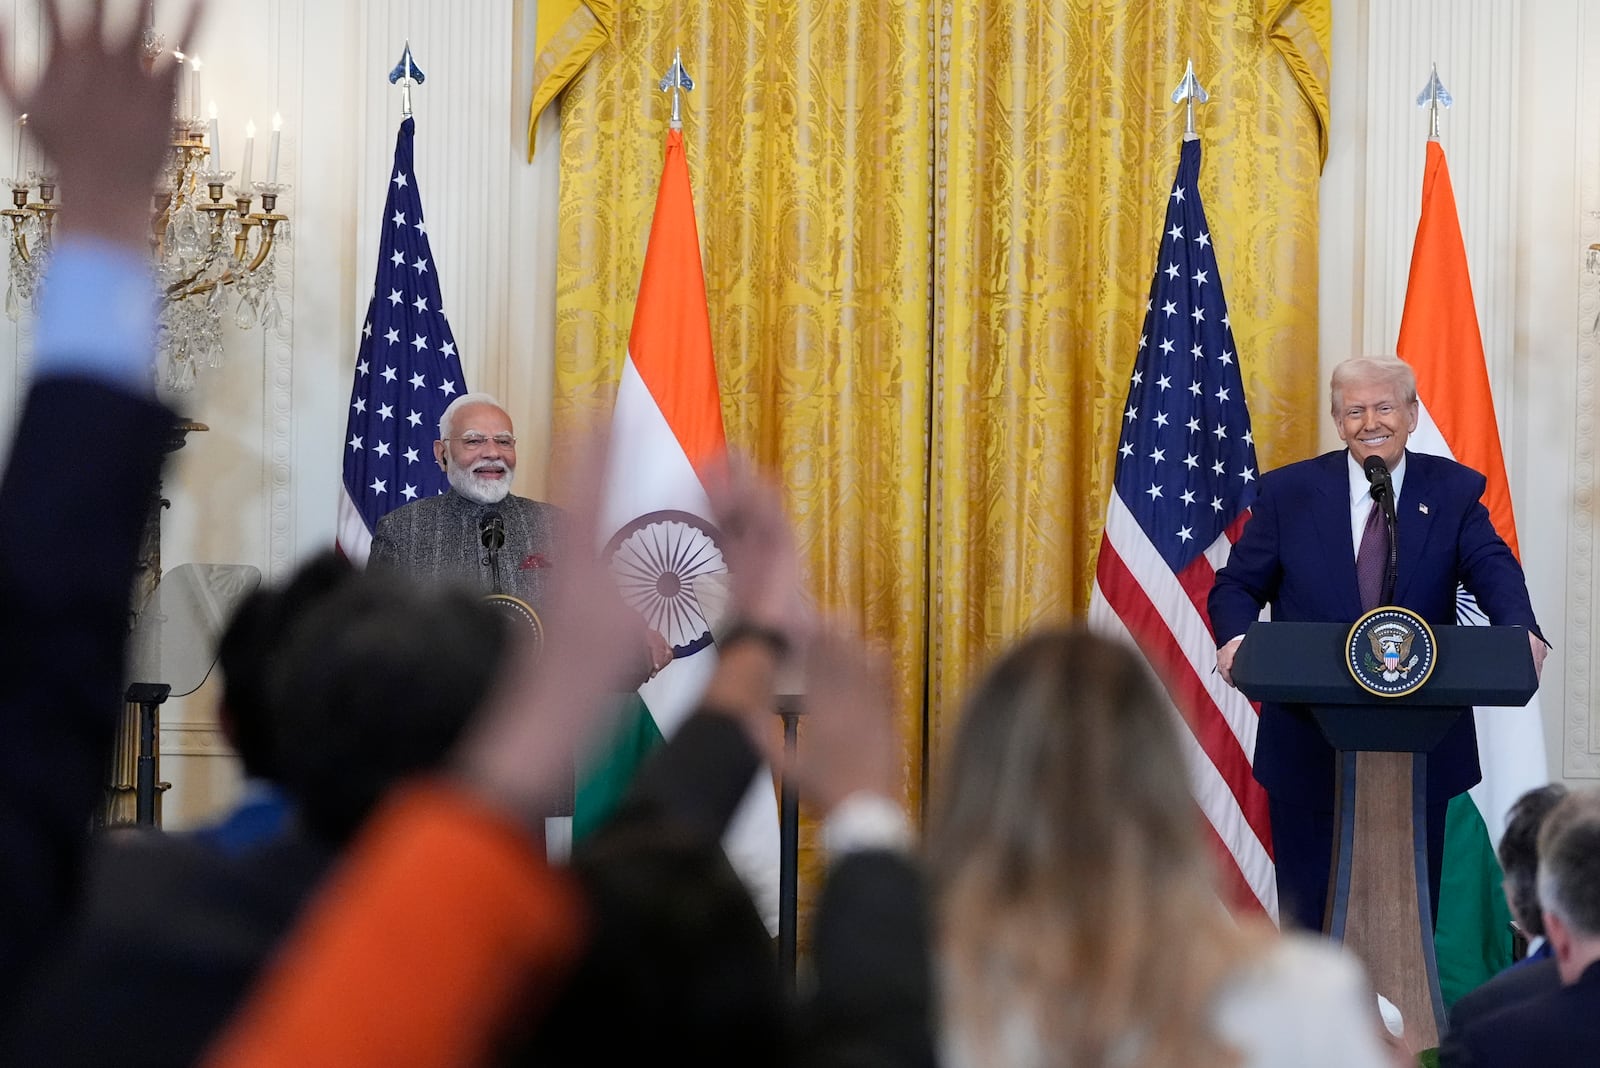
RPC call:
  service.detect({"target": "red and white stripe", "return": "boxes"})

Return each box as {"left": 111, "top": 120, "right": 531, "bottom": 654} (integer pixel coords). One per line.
{"left": 335, "top": 488, "right": 372, "bottom": 565}
{"left": 1088, "top": 493, "right": 1278, "bottom": 920}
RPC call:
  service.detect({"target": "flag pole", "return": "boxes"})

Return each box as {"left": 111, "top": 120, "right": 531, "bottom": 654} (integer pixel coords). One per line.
{"left": 1415, "top": 62, "right": 1453, "bottom": 142}
{"left": 658, "top": 50, "right": 694, "bottom": 131}
{"left": 1171, "top": 58, "right": 1209, "bottom": 141}
{"left": 653, "top": 50, "right": 793, "bottom": 975}
{"left": 336, "top": 45, "right": 467, "bottom": 565}
{"left": 1087, "top": 75, "right": 1277, "bottom": 923}
{"left": 656, "top": 23, "right": 800, "bottom": 982}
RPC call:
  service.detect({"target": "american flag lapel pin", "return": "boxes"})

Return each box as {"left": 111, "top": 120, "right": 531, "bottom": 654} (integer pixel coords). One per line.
{"left": 1419, "top": 503, "right": 1429, "bottom": 515}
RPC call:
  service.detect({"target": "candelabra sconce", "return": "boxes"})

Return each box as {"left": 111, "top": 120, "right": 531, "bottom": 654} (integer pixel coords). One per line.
{"left": 1, "top": 170, "right": 58, "bottom": 321}
{"left": 151, "top": 118, "right": 292, "bottom": 391}
{"left": 4, "top": 105, "right": 290, "bottom": 392}
{"left": 1587, "top": 243, "right": 1600, "bottom": 276}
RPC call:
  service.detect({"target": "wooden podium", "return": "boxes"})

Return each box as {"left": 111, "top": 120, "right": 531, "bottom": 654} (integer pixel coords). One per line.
{"left": 1232, "top": 621, "right": 1538, "bottom": 1050}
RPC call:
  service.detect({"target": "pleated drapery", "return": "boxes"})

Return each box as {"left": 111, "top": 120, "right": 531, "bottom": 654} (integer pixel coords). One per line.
{"left": 553, "top": 0, "right": 1330, "bottom": 917}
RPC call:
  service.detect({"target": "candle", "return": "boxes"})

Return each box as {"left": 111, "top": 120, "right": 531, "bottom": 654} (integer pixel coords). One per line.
{"left": 207, "top": 102, "right": 220, "bottom": 170}
{"left": 173, "top": 51, "right": 187, "bottom": 118}
{"left": 267, "top": 112, "right": 282, "bottom": 182}
{"left": 12, "top": 114, "right": 23, "bottom": 181}
{"left": 240, "top": 120, "right": 256, "bottom": 188}
{"left": 190, "top": 57, "right": 203, "bottom": 123}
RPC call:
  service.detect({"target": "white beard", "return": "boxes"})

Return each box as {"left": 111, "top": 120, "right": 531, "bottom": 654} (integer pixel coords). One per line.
{"left": 447, "top": 460, "right": 513, "bottom": 504}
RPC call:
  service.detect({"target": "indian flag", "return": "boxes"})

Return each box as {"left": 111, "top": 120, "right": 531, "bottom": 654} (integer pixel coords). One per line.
{"left": 589, "top": 127, "right": 780, "bottom": 929}
{"left": 1395, "top": 138, "right": 1544, "bottom": 1005}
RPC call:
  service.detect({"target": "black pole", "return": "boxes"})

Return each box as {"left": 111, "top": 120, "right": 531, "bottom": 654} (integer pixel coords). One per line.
{"left": 777, "top": 698, "right": 800, "bottom": 987}
{"left": 125, "top": 682, "right": 171, "bottom": 827}
{"left": 480, "top": 513, "right": 505, "bottom": 594}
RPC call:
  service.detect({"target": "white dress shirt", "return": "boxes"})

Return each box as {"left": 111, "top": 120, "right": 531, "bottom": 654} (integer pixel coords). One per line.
{"left": 1345, "top": 451, "right": 1407, "bottom": 561}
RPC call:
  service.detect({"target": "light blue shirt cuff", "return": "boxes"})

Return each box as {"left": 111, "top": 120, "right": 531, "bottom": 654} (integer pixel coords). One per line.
{"left": 34, "top": 237, "right": 158, "bottom": 395}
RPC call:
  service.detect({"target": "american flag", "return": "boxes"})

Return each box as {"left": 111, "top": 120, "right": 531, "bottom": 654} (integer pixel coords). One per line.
{"left": 335, "top": 116, "right": 468, "bottom": 563}
{"left": 1087, "top": 137, "right": 1277, "bottom": 919}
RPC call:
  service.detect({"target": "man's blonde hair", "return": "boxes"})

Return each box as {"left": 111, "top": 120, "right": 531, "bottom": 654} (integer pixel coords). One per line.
{"left": 1329, "top": 356, "right": 1418, "bottom": 416}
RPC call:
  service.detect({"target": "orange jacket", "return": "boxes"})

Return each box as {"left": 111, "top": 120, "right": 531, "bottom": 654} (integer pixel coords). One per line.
{"left": 206, "top": 782, "right": 586, "bottom": 1068}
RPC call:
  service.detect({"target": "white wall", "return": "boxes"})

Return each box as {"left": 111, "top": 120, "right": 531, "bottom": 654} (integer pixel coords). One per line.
{"left": 1321, "top": 0, "right": 1597, "bottom": 794}
{"left": 0, "top": 0, "right": 559, "bottom": 826}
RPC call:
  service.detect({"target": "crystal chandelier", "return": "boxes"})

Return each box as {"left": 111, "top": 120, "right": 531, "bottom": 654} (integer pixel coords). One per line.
{"left": 2, "top": 34, "right": 291, "bottom": 392}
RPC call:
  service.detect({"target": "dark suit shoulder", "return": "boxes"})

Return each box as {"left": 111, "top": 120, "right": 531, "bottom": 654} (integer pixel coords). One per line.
{"left": 503, "top": 494, "right": 565, "bottom": 519}
{"left": 801, "top": 849, "right": 935, "bottom": 1068}
{"left": 1449, "top": 958, "right": 1560, "bottom": 1032}
{"left": 1254, "top": 451, "right": 1346, "bottom": 497}
{"left": 373, "top": 491, "right": 446, "bottom": 533}
{"left": 0, "top": 829, "right": 334, "bottom": 1067}
{"left": 1406, "top": 450, "right": 1488, "bottom": 498}
{"left": 377, "top": 491, "right": 560, "bottom": 529}
{"left": 1445, "top": 962, "right": 1600, "bottom": 1067}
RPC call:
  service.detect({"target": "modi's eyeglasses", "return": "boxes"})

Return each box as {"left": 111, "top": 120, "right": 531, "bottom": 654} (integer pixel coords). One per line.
{"left": 444, "top": 433, "right": 517, "bottom": 450}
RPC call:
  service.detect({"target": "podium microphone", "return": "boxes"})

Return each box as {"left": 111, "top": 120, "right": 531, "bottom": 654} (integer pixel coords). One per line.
{"left": 479, "top": 512, "right": 505, "bottom": 595}
{"left": 479, "top": 512, "right": 505, "bottom": 551}
{"left": 1362, "top": 454, "right": 1392, "bottom": 503}
{"left": 1362, "top": 454, "right": 1399, "bottom": 601}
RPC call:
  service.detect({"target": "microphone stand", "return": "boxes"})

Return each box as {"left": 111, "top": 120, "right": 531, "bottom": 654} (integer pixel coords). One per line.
{"left": 1382, "top": 486, "right": 1398, "bottom": 605}
{"left": 1371, "top": 475, "right": 1399, "bottom": 606}
{"left": 1363, "top": 457, "right": 1399, "bottom": 606}
{"left": 480, "top": 513, "right": 505, "bottom": 595}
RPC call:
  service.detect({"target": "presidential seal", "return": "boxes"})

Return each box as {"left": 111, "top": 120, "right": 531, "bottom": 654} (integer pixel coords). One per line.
{"left": 1346, "top": 606, "right": 1437, "bottom": 697}
{"left": 482, "top": 593, "right": 544, "bottom": 653}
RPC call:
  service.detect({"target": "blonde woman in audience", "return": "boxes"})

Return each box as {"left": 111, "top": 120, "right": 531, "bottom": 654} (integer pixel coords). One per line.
{"left": 928, "top": 627, "right": 1395, "bottom": 1068}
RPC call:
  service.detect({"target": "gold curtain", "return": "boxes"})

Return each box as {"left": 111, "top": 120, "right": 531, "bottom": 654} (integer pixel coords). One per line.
{"left": 553, "top": 0, "right": 937, "bottom": 828}
{"left": 554, "top": 0, "right": 1328, "bottom": 891}
{"left": 926, "top": 0, "right": 1329, "bottom": 774}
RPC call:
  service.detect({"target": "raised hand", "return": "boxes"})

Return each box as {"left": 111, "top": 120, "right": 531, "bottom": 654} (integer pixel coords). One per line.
{"left": 704, "top": 453, "right": 810, "bottom": 647}
{"left": 0, "top": 0, "right": 204, "bottom": 248}
{"left": 791, "top": 628, "right": 901, "bottom": 816}
{"left": 453, "top": 429, "right": 643, "bottom": 820}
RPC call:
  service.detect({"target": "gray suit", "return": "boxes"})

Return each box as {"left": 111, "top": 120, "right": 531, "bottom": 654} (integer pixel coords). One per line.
{"left": 369, "top": 489, "right": 563, "bottom": 607}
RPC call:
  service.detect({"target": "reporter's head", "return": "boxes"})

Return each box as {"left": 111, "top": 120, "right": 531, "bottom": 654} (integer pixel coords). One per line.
{"left": 268, "top": 572, "right": 509, "bottom": 843}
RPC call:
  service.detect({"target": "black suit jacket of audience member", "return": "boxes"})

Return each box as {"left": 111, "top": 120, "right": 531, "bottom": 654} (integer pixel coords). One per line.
{"left": 0, "top": 377, "right": 171, "bottom": 1021}
{"left": 1440, "top": 959, "right": 1600, "bottom": 1068}
{"left": 618, "top": 712, "right": 934, "bottom": 1068}
{"left": 799, "top": 847, "right": 935, "bottom": 1068}
{"left": 1445, "top": 957, "right": 1560, "bottom": 1042}
{"left": 0, "top": 826, "right": 335, "bottom": 1067}
{"left": 499, "top": 710, "right": 936, "bottom": 1068}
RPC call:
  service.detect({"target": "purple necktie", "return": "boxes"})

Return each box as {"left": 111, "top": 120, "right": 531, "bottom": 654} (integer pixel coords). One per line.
{"left": 1356, "top": 501, "right": 1390, "bottom": 610}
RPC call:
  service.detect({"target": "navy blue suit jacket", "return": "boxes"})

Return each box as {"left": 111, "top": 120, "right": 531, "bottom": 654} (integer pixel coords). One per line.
{"left": 1446, "top": 957, "right": 1560, "bottom": 1042}
{"left": 1441, "top": 959, "right": 1600, "bottom": 1067}
{"left": 1209, "top": 449, "right": 1540, "bottom": 808}
{"left": 0, "top": 377, "right": 171, "bottom": 1017}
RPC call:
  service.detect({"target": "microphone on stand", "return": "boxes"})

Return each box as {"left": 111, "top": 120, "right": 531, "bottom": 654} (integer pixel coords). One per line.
{"left": 479, "top": 512, "right": 505, "bottom": 595}
{"left": 1362, "top": 454, "right": 1392, "bottom": 505}
{"left": 479, "top": 512, "right": 505, "bottom": 550}
{"left": 1362, "top": 455, "right": 1398, "bottom": 603}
